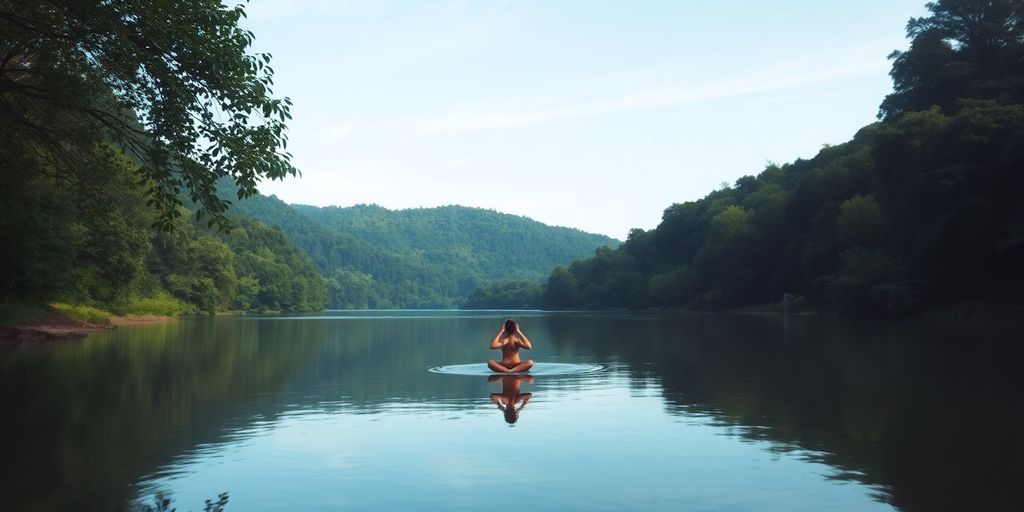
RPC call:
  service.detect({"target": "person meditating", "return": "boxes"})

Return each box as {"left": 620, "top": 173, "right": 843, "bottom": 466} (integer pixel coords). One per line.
{"left": 487, "top": 319, "right": 534, "bottom": 373}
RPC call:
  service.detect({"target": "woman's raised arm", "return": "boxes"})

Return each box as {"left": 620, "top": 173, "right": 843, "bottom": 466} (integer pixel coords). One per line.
{"left": 515, "top": 325, "right": 532, "bottom": 349}
{"left": 490, "top": 326, "right": 506, "bottom": 349}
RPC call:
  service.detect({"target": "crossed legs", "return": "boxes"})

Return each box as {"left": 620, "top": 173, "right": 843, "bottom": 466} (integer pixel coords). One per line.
{"left": 488, "top": 359, "right": 534, "bottom": 373}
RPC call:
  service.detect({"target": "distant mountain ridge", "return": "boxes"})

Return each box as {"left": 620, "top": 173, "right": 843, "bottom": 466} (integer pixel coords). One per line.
{"left": 290, "top": 202, "right": 617, "bottom": 279}
{"left": 228, "top": 193, "right": 617, "bottom": 308}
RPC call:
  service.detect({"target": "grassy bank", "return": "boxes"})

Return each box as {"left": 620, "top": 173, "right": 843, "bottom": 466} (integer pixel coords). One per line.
{"left": 118, "top": 294, "right": 195, "bottom": 317}
{"left": 2, "top": 294, "right": 192, "bottom": 335}
{"left": 50, "top": 303, "right": 112, "bottom": 325}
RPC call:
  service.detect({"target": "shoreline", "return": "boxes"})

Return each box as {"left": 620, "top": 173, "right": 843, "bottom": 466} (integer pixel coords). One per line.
{"left": 0, "top": 311, "right": 176, "bottom": 344}
{"left": 111, "top": 315, "right": 177, "bottom": 326}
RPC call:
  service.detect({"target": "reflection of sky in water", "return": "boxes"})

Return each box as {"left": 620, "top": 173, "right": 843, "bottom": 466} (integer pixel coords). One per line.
{"left": 138, "top": 370, "right": 894, "bottom": 511}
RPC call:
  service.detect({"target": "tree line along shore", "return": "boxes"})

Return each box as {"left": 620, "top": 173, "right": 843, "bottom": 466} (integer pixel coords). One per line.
{"left": 3, "top": 0, "right": 1023, "bottom": 338}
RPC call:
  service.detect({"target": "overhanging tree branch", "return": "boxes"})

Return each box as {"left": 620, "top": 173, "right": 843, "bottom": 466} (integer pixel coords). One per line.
{"left": 0, "top": 0, "right": 298, "bottom": 230}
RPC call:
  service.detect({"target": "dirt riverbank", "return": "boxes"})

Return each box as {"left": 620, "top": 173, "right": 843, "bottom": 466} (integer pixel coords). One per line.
{"left": 0, "top": 312, "right": 175, "bottom": 343}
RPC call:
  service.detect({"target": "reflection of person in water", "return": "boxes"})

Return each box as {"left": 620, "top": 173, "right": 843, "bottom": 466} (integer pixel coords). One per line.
{"left": 490, "top": 374, "right": 533, "bottom": 424}
{"left": 487, "top": 319, "right": 534, "bottom": 373}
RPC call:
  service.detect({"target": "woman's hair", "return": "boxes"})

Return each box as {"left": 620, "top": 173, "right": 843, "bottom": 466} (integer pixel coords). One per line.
{"left": 503, "top": 319, "right": 517, "bottom": 335}
{"left": 504, "top": 405, "right": 520, "bottom": 424}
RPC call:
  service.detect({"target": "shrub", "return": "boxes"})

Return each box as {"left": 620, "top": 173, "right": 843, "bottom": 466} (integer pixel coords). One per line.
{"left": 824, "top": 248, "right": 919, "bottom": 315}
{"left": 50, "top": 302, "right": 112, "bottom": 325}
{"left": 121, "top": 294, "right": 195, "bottom": 316}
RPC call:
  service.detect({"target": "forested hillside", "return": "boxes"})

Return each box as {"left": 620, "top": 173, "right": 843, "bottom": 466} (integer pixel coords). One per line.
{"left": 540, "top": 0, "right": 1024, "bottom": 315}
{"left": 1, "top": 140, "right": 327, "bottom": 315}
{"left": 227, "top": 193, "right": 618, "bottom": 308}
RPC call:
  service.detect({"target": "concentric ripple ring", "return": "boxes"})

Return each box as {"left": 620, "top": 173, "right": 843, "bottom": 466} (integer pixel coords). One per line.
{"left": 428, "top": 362, "right": 604, "bottom": 376}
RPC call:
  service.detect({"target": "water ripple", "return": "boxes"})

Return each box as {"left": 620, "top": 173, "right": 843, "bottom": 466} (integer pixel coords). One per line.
{"left": 427, "top": 362, "right": 604, "bottom": 376}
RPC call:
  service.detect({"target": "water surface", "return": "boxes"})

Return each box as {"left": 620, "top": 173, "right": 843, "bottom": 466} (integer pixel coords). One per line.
{"left": 2, "top": 311, "right": 1021, "bottom": 511}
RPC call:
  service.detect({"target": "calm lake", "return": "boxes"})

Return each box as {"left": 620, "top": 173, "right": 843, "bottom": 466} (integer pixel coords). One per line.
{"left": 2, "top": 311, "right": 1022, "bottom": 511}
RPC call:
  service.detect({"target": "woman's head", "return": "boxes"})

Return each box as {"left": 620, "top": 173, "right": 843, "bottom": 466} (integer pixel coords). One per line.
{"left": 503, "top": 319, "right": 517, "bottom": 335}
{"left": 503, "top": 405, "right": 520, "bottom": 424}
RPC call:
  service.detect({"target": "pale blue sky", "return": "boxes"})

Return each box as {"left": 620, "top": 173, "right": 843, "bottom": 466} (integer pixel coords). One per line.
{"left": 243, "top": 0, "right": 928, "bottom": 239}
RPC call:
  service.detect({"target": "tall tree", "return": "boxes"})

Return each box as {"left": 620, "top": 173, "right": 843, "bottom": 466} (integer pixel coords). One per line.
{"left": 880, "top": 0, "right": 1024, "bottom": 120}
{"left": 0, "top": 0, "right": 295, "bottom": 228}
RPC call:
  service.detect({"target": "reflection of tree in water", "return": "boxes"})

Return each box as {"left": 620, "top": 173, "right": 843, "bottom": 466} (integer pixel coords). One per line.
{"left": 0, "top": 319, "right": 319, "bottom": 512}
{"left": 0, "top": 315, "right": 510, "bottom": 511}
{"left": 131, "top": 492, "right": 229, "bottom": 512}
{"left": 546, "top": 314, "right": 1024, "bottom": 512}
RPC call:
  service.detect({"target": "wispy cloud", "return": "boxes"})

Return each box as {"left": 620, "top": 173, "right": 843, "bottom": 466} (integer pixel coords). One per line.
{"left": 320, "top": 123, "right": 354, "bottom": 143}
{"left": 422, "top": 60, "right": 888, "bottom": 134}
{"left": 745, "top": 89, "right": 851, "bottom": 106}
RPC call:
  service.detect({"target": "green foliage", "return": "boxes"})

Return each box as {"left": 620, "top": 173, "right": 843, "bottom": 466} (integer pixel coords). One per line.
{"left": 1, "top": 126, "right": 326, "bottom": 315}
{"left": 0, "top": 304, "right": 51, "bottom": 326}
{"left": 0, "top": 139, "right": 154, "bottom": 305}
{"left": 328, "top": 269, "right": 376, "bottom": 309}
{"left": 164, "top": 274, "right": 219, "bottom": 313}
{"left": 228, "top": 192, "right": 618, "bottom": 308}
{"left": 1, "top": 0, "right": 296, "bottom": 229}
{"left": 223, "top": 218, "right": 328, "bottom": 313}
{"left": 148, "top": 215, "right": 328, "bottom": 313}
{"left": 824, "top": 249, "right": 918, "bottom": 315}
{"left": 150, "top": 215, "right": 235, "bottom": 313}
{"left": 880, "top": 0, "right": 1024, "bottom": 120}
{"left": 120, "top": 294, "right": 195, "bottom": 317}
{"left": 1, "top": 2, "right": 346, "bottom": 315}
{"left": 463, "top": 280, "right": 543, "bottom": 309}
{"left": 708, "top": 205, "right": 753, "bottom": 250}
{"left": 648, "top": 266, "right": 696, "bottom": 307}
{"left": 50, "top": 303, "right": 112, "bottom": 325}
{"left": 837, "top": 195, "right": 887, "bottom": 247}
{"left": 0, "top": 139, "right": 79, "bottom": 301}
{"left": 293, "top": 203, "right": 618, "bottom": 280}
{"left": 542, "top": 267, "right": 581, "bottom": 309}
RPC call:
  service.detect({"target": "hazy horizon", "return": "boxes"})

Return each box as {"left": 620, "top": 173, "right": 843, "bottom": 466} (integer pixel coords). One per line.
{"left": 243, "top": 0, "right": 927, "bottom": 239}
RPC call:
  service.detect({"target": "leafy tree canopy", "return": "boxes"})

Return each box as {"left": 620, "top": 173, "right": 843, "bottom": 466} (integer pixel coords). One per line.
{"left": 0, "top": 0, "right": 295, "bottom": 229}
{"left": 881, "top": 0, "right": 1024, "bottom": 120}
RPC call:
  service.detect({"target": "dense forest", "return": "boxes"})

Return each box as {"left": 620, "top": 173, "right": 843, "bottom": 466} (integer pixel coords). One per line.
{"left": 1, "top": 136, "right": 327, "bottom": 315}
{"left": 227, "top": 192, "right": 617, "bottom": 308}
{"left": 533, "top": 0, "right": 1024, "bottom": 315}
{"left": 0, "top": 1, "right": 325, "bottom": 316}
